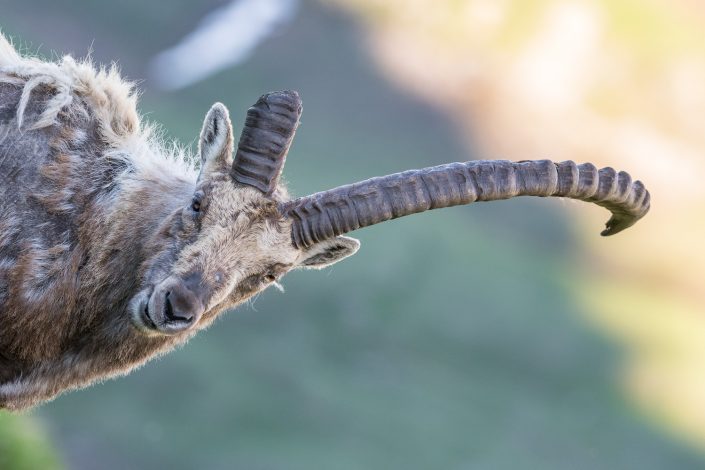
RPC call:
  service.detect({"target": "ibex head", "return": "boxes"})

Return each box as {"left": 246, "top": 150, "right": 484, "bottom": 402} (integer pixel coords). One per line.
{"left": 129, "top": 90, "right": 650, "bottom": 338}
{"left": 129, "top": 92, "right": 359, "bottom": 336}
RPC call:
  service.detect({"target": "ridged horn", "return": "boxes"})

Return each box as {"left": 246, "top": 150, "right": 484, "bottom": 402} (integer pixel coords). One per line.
{"left": 284, "top": 159, "right": 651, "bottom": 249}
{"left": 231, "top": 90, "right": 302, "bottom": 195}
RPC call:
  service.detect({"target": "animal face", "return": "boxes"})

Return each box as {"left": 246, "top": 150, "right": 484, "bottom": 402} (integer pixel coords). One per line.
{"left": 129, "top": 103, "right": 359, "bottom": 336}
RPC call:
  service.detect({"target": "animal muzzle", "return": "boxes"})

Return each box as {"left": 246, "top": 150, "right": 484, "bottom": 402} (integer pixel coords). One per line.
{"left": 148, "top": 274, "right": 205, "bottom": 334}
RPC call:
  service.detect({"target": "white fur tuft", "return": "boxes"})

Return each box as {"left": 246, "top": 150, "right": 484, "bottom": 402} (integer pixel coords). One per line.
{"left": 0, "top": 32, "right": 197, "bottom": 183}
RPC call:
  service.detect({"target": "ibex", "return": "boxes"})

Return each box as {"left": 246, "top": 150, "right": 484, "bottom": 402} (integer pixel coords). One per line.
{"left": 0, "top": 35, "right": 650, "bottom": 410}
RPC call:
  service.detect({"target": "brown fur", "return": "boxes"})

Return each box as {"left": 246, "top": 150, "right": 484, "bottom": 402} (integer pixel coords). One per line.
{"left": 0, "top": 35, "right": 358, "bottom": 409}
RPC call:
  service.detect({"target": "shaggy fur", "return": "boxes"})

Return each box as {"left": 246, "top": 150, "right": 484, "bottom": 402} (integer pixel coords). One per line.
{"left": 0, "top": 34, "right": 358, "bottom": 409}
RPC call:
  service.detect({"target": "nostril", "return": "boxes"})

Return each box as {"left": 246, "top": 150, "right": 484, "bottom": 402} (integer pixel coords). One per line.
{"left": 163, "top": 289, "right": 194, "bottom": 325}
{"left": 164, "top": 291, "right": 174, "bottom": 321}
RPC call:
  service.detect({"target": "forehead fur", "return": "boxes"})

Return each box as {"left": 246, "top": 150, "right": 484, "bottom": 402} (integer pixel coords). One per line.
{"left": 179, "top": 181, "right": 297, "bottom": 266}
{"left": 208, "top": 182, "right": 295, "bottom": 253}
{"left": 202, "top": 177, "right": 283, "bottom": 219}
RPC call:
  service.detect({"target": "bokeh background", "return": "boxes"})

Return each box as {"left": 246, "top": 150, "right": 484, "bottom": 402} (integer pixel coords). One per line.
{"left": 1, "top": 0, "right": 704, "bottom": 468}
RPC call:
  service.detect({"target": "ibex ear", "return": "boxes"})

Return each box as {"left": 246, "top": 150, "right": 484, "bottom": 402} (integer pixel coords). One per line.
{"left": 198, "top": 103, "right": 233, "bottom": 180}
{"left": 297, "top": 236, "right": 360, "bottom": 269}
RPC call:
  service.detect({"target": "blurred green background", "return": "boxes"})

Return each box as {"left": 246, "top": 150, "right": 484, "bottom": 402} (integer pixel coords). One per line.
{"left": 2, "top": 0, "right": 704, "bottom": 468}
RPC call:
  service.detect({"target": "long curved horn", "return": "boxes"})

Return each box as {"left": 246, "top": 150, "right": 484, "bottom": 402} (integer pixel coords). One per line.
{"left": 231, "top": 90, "right": 302, "bottom": 195}
{"left": 284, "top": 159, "right": 650, "bottom": 249}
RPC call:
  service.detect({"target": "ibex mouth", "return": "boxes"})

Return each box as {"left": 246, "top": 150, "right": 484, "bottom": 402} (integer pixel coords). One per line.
{"left": 129, "top": 289, "right": 160, "bottom": 335}
{"left": 142, "top": 301, "right": 157, "bottom": 330}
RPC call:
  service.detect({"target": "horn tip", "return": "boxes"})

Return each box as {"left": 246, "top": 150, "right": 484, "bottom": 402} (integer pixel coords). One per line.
{"left": 257, "top": 90, "right": 302, "bottom": 114}
{"left": 600, "top": 214, "right": 638, "bottom": 236}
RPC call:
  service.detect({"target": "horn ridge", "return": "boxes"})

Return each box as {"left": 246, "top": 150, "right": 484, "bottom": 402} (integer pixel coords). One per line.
{"left": 285, "top": 159, "right": 651, "bottom": 248}
{"left": 231, "top": 90, "right": 302, "bottom": 195}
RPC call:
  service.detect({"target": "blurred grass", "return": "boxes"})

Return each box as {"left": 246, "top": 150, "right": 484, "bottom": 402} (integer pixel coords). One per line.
{"left": 0, "top": 412, "right": 63, "bottom": 470}
{"left": 598, "top": 0, "right": 705, "bottom": 62}
{"left": 35, "top": 211, "right": 705, "bottom": 469}
{"left": 329, "top": 0, "right": 705, "bottom": 456}
{"left": 581, "top": 281, "right": 705, "bottom": 451}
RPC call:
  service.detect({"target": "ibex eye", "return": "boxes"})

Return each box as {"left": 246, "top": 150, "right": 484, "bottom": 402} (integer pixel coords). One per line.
{"left": 191, "top": 198, "right": 201, "bottom": 212}
{"left": 263, "top": 274, "right": 276, "bottom": 283}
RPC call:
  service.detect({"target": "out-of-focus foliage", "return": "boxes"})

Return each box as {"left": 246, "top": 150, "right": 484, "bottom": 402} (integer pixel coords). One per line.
{"left": 1, "top": 0, "right": 703, "bottom": 469}
{"left": 328, "top": 0, "right": 705, "bottom": 448}
{"left": 0, "top": 412, "right": 63, "bottom": 470}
